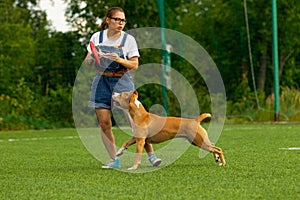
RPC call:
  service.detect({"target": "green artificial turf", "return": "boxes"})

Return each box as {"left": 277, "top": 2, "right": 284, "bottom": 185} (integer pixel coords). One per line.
{"left": 0, "top": 124, "right": 299, "bottom": 199}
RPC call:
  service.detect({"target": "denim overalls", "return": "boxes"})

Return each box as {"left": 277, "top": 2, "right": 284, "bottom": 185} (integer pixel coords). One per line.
{"left": 89, "top": 31, "right": 135, "bottom": 109}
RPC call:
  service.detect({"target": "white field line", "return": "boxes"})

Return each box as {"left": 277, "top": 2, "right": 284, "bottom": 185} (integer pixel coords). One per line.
{"left": 223, "top": 126, "right": 278, "bottom": 131}
{"left": 0, "top": 136, "right": 79, "bottom": 143}
{"left": 279, "top": 147, "right": 300, "bottom": 151}
{"left": 223, "top": 127, "right": 266, "bottom": 131}
{"left": 0, "top": 127, "right": 131, "bottom": 143}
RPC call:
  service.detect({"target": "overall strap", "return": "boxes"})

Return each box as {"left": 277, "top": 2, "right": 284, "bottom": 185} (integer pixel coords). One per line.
{"left": 99, "top": 31, "right": 104, "bottom": 43}
{"left": 120, "top": 33, "right": 128, "bottom": 47}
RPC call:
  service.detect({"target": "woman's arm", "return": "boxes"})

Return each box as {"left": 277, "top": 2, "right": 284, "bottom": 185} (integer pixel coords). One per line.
{"left": 84, "top": 52, "right": 139, "bottom": 70}
{"left": 84, "top": 52, "right": 95, "bottom": 66}
{"left": 104, "top": 52, "right": 138, "bottom": 70}
{"left": 115, "top": 56, "right": 139, "bottom": 70}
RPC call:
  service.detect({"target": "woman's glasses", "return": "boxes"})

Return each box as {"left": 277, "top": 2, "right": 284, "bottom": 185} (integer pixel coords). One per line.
{"left": 109, "top": 17, "right": 127, "bottom": 24}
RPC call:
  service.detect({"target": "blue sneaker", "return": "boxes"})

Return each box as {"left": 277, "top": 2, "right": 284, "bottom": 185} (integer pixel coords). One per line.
{"left": 102, "top": 157, "right": 120, "bottom": 169}
{"left": 148, "top": 154, "right": 162, "bottom": 167}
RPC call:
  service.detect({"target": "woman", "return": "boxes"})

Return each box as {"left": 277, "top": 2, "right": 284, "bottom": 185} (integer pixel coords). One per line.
{"left": 85, "top": 7, "right": 161, "bottom": 169}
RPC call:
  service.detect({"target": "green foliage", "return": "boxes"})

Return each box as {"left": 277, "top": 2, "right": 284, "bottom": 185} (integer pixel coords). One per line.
{"left": 65, "top": 0, "right": 162, "bottom": 40}
{"left": 10, "top": 78, "right": 35, "bottom": 116}
{"left": 0, "top": 78, "right": 37, "bottom": 130}
{"left": 267, "top": 86, "right": 300, "bottom": 121}
{"left": 0, "top": 79, "right": 74, "bottom": 130}
{"left": 33, "top": 31, "right": 84, "bottom": 95}
{"left": 226, "top": 86, "right": 300, "bottom": 122}
{"left": 40, "top": 85, "right": 74, "bottom": 127}
{"left": 0, "top": 23, "right": 35, "bottom": 93}
{"left": 1, "top": 0, "right": 300, "bottom": 130}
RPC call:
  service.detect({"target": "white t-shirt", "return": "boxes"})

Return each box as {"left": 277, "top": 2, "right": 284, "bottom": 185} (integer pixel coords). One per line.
{"left": 87, "top": 30, "right": 140, "bottom": 59}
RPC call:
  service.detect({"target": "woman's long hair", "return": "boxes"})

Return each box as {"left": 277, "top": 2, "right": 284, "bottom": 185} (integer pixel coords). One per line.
{"left": 101, "top": 7, "right": 125, "bottom": 30}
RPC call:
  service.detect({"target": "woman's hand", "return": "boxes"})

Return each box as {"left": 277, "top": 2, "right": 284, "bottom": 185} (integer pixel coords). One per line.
{"left": 84, "top": 53, "right": 95, "bottom": 66}
{"left": 102, "top": 52, "right": 119, "bottom": 61}
{"left": 100, "top": 52, "right": 139, "bottom": 70}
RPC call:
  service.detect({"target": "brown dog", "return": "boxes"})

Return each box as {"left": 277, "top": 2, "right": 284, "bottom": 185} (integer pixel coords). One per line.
{"left": 112, "top": 91, "right": 226, "bottom": 170}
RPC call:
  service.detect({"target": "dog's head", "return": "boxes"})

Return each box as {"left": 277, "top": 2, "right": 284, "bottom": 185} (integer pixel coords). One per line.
{"left": 112, "top": 91, "right": 141, "bottom": 110}
{"left": 112, "top": 91, "right": 133, "bottom": 109}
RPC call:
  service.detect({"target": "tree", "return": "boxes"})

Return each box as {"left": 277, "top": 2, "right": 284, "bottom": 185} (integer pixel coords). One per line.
{"left": 0, "top": 21, "right": 35, "bottom": 94}
{"left": 65, "top": 0, "right": 162, "bottom": 42}
{"left": 33, "top": 31, "right": 85, "bottom": 95}
{"left": 277, "top": 0, "right": 300, "bottom": 88}
{"left": 178, "top": 0, "right": 247, "bottom": 99}
{"left": 178, "top": 0, "right": 300, "bottom": 99}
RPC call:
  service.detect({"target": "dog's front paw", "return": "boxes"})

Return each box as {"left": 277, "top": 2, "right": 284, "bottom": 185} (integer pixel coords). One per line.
{"left": 116, "top": 147, "right": 125, "bottom": 156}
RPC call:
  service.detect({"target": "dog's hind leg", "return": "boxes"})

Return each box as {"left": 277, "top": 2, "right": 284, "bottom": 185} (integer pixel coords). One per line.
{"left": 201, "top": 143, "right": 226, "bottom": 166}
{"left": 192, "top": 131, "right": 226, "bottom": 166}
{"left": 211, "top": 146, "right": 226, "bottom": 166}
{"left": 211, "top": 143, "right": 220, "bottom": 163}
{"left": 213, "top": 153, "right": 220, "bottom": 163}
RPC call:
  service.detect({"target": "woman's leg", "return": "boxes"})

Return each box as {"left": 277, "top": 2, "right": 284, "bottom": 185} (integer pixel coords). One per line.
{"left": 95, "top": 108, "right": 117, "bottom": 159}
{"left": 144, "top": 143, "right": 154, "bottom": 155}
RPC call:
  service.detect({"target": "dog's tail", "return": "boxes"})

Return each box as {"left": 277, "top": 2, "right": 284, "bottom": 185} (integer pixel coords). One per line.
{"left": 197, "top": 113, "right": 211, "bottom": 123}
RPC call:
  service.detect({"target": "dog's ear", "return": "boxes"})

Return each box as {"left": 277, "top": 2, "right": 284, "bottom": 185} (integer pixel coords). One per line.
{"left": 133, "top": 90, "right": 138, "bottom": 98}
